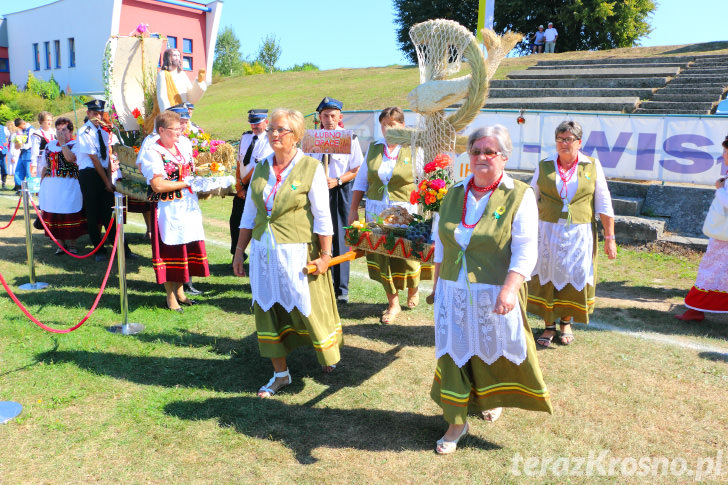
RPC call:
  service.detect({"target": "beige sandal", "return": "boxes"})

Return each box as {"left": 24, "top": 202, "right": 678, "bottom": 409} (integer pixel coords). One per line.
{"left": 380, "top": 309, "right": 400, "bottom": 324}
{"left": 407, "top": 292, "right": 420, "bottom": 309}
{"left": 482, "top": 407, "right": 503, "bottom": 422}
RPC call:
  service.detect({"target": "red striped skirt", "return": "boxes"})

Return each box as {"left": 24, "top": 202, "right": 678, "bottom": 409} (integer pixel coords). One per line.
{"left": 127, "top": 198, "right": 152, "bottom": 213}
{"left": 151, "top": 205, "right": 210, "bottom": 284}
{"left": 42, "top": 210, "right": 87, "bottom": 240}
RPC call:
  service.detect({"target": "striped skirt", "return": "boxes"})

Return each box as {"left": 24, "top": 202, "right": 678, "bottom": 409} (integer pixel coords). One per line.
{"left": 151, "top": 207, "right": 209, "bottom": 284}
{"left": 41, "top": 210, "right": 87, "bottom": 240}
{"left": 366, "top": 253, "right": 432, "bottom": 294}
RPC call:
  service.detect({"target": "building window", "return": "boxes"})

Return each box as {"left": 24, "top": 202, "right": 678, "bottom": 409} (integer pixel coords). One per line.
{"left": 0, "top": 58, "right": 9, "bottom": 73}
{"left": 33, "top": 43, "right": 40, "bottom": 71}
{"left": 44, "top": 41, "right": 51, "bottom": 69}
{"left": 182, "top": 38, "right": 192, "bottom": 54}
{"left": 167, "top": 36, "right": 177, "bottom": 49}
{"left": 54, "top": 40, "right": 61, "bottom": 68}
{"left": 68, "top": 38, "right": 75, "bottom": 67}
{"left": 182, "top": 56, "right": 192, "bottom": 71}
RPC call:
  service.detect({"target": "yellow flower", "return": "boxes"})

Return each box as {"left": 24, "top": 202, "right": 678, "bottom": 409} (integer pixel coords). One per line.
{"left": 438, "top": 188, "right": 446, "bottom": 194}
{"left": 437, "top": 193, "right": 443, "bottom": 200}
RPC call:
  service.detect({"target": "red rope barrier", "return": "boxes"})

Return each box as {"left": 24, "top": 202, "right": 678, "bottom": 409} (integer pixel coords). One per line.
{"left": 0, "top": 197, "right": 22, "bottom": 230}
{"left": 29, "top": 197, "right": 115, "bottom": 259}
{"left": 0, "top": 229, "right": 119, "bottom": 333}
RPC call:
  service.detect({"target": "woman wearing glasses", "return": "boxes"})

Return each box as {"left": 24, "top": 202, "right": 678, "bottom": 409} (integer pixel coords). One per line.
{"left": 233, "top": 108, "right": 341, "bottom": 398}
{"left": 528, "top": 120, "right": 616, "bottom": 348}
{"left": 347, "top": 106, "right": 429, "bottom": 324}
{"left": 137, "top": 110, "right": 209, "bottom": 312}
{"left": 428, "top": 125, "right": 552, "bottom": 454}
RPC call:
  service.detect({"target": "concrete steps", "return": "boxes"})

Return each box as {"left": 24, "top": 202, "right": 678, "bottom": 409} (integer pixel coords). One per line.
{"left": 611, "top": 196, "right": 644, "bottom": 216}
{"left": 484, "top": 97, "right": 639, "bottom": 112}
{"left": 507, "top": 66, "right": 680, "bottom": 79}
{"left": 490, "top": 78, "right": 668, "bottom": 89}
{"left": 487, "top": 87, "right": 656, "bottom": 98}
{"left": 632, "top": 108, "right": 711, "bottom": 115}
{"left": 650, "top": 93, "right": 722, "bottom": 102}
{"left": 637, "top": 100, "right": 717, "bottom": 112}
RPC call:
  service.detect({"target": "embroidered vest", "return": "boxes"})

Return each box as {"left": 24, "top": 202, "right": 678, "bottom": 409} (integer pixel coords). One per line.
{"left": 365, "top": 144, "right": 415, "bottom": 202}
{"left": 536, "top": 156, "right": 597, "bottom": 224}
{"left": 146, "top": 150, "right": 190, "bottom": 202}
{"left": 44, "top": 146, "right": 79, "bottom": 179}
{"left": 439, "top": 179, "right": 529, "bottom": 284}
{"left": 251, "top": 156, "right": 319, "bottom": 245}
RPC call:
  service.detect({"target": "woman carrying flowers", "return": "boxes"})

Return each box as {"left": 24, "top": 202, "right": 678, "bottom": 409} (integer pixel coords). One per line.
{"left": 428, "top": 125, "right": 551, "bottom": 454}
{"left": 348, "top": 107, "right": 429, "bottom": 324}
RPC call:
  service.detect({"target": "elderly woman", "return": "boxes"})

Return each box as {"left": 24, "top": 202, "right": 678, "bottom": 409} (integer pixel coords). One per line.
{"left": 137, "top": 110, "right": 209, "bottom": 312}
{"left": 675, "top": 136, "right": 728, "bottom": 321}
{"left": 348, "top": 107, "right": 430, "bottom": 323}
{"left": 429, "top": 125, "right": 552, "bottom": 455}
{"left": 528, "top": 120, "right": 617, "bottom": 348}
{"left": 37, "top": 117, "right": 86, "bottom": 253}
{"left": 233, "top": 108, "right": 341, "bottom": 398}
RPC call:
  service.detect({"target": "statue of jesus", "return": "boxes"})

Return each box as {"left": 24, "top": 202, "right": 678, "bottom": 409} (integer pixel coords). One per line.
{"left": 156, "top": 48, "right": 207, "bottom": 111}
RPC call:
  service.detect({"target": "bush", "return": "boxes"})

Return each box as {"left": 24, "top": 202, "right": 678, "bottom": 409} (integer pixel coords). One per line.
{"left": 0, "top": 73, "right": 80, "bottom": 124}
{"left": 26, "top": 71, "right": 61, "bottom": 100}
{"left": 242, "top": 61, "right": 266, "bottom": 76}
{"left": 286, "top": 63, "right": 319, "bottom": 72}
{"left": 0, "top": 104, "right": 22, "bottom": 124}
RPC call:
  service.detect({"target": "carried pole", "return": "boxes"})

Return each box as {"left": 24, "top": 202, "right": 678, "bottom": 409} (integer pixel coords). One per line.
{"left": 108, "top": 194, "right": 144, "bottom": 335}
{"left": 18, "top": 180, "right": 48, "bottom": 291}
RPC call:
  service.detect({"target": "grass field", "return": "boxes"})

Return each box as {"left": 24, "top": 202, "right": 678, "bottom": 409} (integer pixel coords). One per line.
{"left": 1, "top": 189, "right": 727, "bottom": 483}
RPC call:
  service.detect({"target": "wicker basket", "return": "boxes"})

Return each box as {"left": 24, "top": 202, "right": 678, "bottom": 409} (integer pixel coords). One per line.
{"left": 345, "top": 227, "right": 434, "bottom": 263}
{"left": 113, "top": 144, "right": 138, "bottom": 168}
{"left": 115, "top": 178, "right": 148, "bottom": 201}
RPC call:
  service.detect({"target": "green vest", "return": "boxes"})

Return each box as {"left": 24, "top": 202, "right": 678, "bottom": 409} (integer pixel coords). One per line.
{"left": 536, "top": 156, "right": 597, "bottom": 224}
{"left": 251, "top": 155, "right": 319, "bottom": 245}
{"left": 365, "top": 144, "right": 415, "bottom": 202}
{"left": 439, "top": 178, "right": 530, "bottom": 285}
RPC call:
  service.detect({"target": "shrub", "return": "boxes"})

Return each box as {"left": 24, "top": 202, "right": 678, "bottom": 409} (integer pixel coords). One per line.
{"left": 26, "top": 72, "right": 61, "bottom": 100}
{"left": 242, "top": 61, "right": 266, "bottom": 76}
{"left": 286, "top": 63, "right": 319, "bottom": 72}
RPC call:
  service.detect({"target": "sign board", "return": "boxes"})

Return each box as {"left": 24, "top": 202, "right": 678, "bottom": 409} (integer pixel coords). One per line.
{"left": 342, "top": 110, "right": 728, "bottom": 185}
{"left": 301, "top": 129, "right": 353, "bottom": 155}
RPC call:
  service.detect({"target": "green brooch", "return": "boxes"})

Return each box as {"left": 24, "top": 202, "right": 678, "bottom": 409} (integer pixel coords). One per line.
{"left": 291, "top": 179, "right": 301, "bottom": 190}
{"left": 493, "top": 206, "right": 506, "bottom": 220}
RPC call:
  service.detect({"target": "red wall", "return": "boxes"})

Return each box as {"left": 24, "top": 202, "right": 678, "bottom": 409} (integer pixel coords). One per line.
{"left": 119, "top": 0, "right": 207, "bottom": 82}
{"left": 0, "top": 47, "right": 9, "bottom": 86}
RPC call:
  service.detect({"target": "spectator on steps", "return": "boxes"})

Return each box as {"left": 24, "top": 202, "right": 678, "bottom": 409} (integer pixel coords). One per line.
{"left": 544, "top": 22, "right": 558, "bottom": 53}
{"left": 531, "top": 25, "right": 545, "bottom": 54}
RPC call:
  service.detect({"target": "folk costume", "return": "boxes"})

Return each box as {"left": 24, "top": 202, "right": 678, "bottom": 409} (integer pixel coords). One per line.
{"left": 239, "top": 150, "right": 342, "bottom": 367}
{"left": 138, "top": 138, "right": 209, "bottom": 284}
{"left": 31, "top": 127, "right": 56, "bottom": 172}
{"left": 37, "top": 139, "right": 86, "bottom": 240}
{"left": 13, "top": 124, "right": 33, "bottom": 189}
{"left": 352, "top": 140, "right": 432, "bottom": 293}
{"left": 683, "top": 184, "right": 728, "bottom": 313}
{"left": 527, "top": 153, "right": 614, "bottom": 324}
{"left": 431, "top": 174, "right": 552, "bottom": 424}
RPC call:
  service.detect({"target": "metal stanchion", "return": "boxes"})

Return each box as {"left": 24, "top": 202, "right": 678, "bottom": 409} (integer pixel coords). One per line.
{"left": 108, "top": 194, "right": 144, "bottom": 335}
{"left": 0, "top": 402, "right": 22, "bottom": 424}
{"left": 18, "top": 180, "right": 48, "bottom": 291}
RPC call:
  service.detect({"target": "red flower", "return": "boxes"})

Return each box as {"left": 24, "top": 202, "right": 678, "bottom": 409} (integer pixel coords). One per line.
{"left": 410, "top": 190, "right": 418, "bottom": 205}
{"left": 132, "top": 108, "right": 142, "bottom": 118}
{"left": 432, "top": 153, "right": 451, "bottom": 168}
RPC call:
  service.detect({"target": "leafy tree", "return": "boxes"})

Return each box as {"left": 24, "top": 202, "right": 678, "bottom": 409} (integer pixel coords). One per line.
{"left": 286, "top": 63, "right": 319, "bottom": 72}
{"left": 392, "top": 0, "right": 655, "bottom": 61}
{"left": 213, "top": 26, "right": 243, "bottom": 76}
{"left": 393, "top": 0, "right": 479, "bottom": 64}
{"left": 256, "top": 35, "right": 281, "bottom": 73}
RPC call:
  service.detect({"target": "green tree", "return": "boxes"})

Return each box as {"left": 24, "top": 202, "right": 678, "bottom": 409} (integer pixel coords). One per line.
{"left": 213, "top": 26, "right": 243, "bottom": 76}
{"left": 392, "top": 0, "right": 655, "bottom": 61}
{"left": 256, "top": 34, "right": 281, "bottom": 73}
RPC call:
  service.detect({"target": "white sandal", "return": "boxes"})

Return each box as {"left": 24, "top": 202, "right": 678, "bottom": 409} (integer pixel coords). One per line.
{"left": 436, "top": 422, "right": 469, "bottom": 455}
{"left": 482, "top": 407, "right": 503, "bottom": 422}
{"left": 257, "top": 369, "right": 291, "bottom": 398}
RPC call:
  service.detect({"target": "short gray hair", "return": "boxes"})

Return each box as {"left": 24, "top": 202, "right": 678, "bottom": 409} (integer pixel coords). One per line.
{"left": 555, "top": 120, "right": 583, "bottom": 140}
{"left": 467, "top": 124, "right": 512, "bottom": 159}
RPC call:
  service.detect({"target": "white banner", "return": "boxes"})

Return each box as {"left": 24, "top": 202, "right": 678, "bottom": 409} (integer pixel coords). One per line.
{"left": 342, "top": 110, "right": 728, "bottom": 185}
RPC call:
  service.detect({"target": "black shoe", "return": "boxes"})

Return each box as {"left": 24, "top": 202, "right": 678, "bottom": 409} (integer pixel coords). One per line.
{"left": 33, "top": 217, "right": 43, "bottom": 230}
{"left": 125, "top": 249, "right": 139, "bottom": 260}
{"left": 161, "top": 302, "right": 184, "bottom": 313}
{"left": 337, "top": 295, "right": 349, "bottom": 304}
{"left": 185, "top": 283, "right": 203, "bottom": 296}
{"left": 95, "top": 253, "right": 107, "bottom": 262}
{"left": 179, "top": 299, "right": 198, "bottom": 306}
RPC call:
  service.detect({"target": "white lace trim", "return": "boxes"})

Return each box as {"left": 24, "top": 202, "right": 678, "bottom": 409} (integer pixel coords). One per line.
{"left": 187, "top": 174, "right": 235, "bottom": 193}
{"left": 532, "top": 219, "right": 593, "bottom": 291}
{"left": 434, "top": 279, "right": 527, "bottom": 368}
{"left": 694, "top": 238, "right": 728, "bottom": 292}
{"left": 249, "top": 233, "right": 312, "bottom": 317}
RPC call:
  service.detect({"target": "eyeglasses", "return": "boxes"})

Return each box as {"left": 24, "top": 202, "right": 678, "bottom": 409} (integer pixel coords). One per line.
{"left": 556, "top": 136, "right": 579, "bottom": 144}
{"left": 266, "top": 127, "right": 292, "bottom": 135}
{"left": 469, "top": 148, "right": 502, "bottom": 158}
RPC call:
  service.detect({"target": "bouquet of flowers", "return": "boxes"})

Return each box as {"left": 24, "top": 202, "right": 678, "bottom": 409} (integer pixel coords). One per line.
{"left": 409, "top": 154, "right": 453, "bottom": 212}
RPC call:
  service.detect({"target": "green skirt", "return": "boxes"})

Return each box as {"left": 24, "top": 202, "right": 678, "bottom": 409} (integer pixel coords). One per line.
{"left": 255, "top": 269, "right": 343, "bottom": 366}
{"left": 430, "top": 286, "right": 553, "bottom": 424}
{"left": 366, "top": 253, "right": 433, "bottom": 294}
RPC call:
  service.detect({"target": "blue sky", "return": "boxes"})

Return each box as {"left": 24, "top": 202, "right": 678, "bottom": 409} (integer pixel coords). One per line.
{"left": 5, "top": 0, "right": 726, "bottom": 70}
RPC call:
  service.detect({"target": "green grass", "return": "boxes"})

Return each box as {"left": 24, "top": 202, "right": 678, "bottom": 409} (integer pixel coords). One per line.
{"left": 1, "top": 192, "right": 727, "bottom": 482}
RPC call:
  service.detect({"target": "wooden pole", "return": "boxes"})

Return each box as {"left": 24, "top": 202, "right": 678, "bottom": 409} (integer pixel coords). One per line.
{"left": 302, "top": 250, "right": 364, "bottom": 275}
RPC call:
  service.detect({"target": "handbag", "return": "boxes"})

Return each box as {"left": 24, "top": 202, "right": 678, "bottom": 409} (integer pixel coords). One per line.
{"left": 702, "top": 188, "right": 728, "bottom": 241}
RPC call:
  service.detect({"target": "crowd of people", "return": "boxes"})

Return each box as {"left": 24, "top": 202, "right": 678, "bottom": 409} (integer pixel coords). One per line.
{"left": 5, "top": 93, "right": 726, "bottom": 455}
